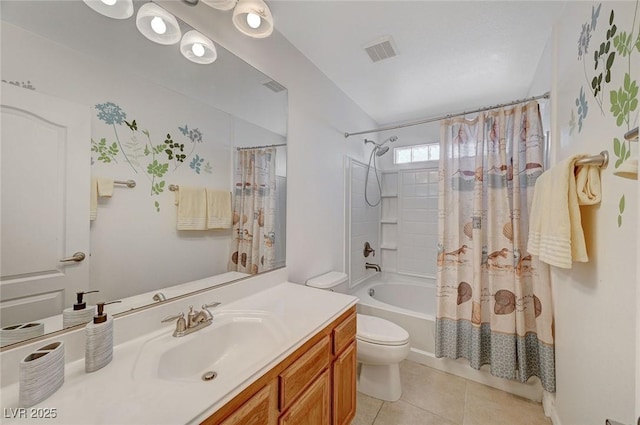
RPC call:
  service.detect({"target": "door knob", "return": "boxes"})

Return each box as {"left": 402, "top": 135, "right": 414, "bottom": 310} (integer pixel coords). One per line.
{"left": 60, "top": 252, "right": 86, "bottom": 263}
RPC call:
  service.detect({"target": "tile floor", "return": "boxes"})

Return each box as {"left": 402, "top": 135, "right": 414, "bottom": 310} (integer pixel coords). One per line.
{"left": 353, "top": 360, "right": 552, "bottom": 425}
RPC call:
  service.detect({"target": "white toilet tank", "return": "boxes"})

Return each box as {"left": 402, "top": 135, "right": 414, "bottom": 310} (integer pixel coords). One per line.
{"left": 305, "top": 271, "right": 349, "bottom": 294}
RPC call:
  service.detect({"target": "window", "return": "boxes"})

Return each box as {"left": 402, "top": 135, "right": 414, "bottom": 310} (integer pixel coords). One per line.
{"left": 394, "top": 143, "right": 439, "bottom": 164}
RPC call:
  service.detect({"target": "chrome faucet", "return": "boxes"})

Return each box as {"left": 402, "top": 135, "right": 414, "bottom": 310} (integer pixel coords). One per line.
{"left": 161, "top": 302, "right": 221, "bottom": 337}
{"left": 365, "top": 262, "right": 381, "bottom": 272}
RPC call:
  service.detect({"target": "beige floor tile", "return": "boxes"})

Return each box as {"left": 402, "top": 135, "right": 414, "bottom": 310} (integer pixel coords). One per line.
{"left": 374, "top": 399, "right": 458, "bottom": 425}
{"left": 399, "top": 360, "right": 467, "bottom": 424}
{"left": 353, "top": 391, "right": 384, "bottom": 425}
{"left": 463, "top": 381, "right": 551, "bottom": 425}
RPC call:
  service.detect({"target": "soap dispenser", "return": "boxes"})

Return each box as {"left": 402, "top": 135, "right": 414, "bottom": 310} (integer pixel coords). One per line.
{"left": 62, "top": 290, "right": 99, "bottom": 328}
{"left": 85, "top": 300, "right": 121, "bottom": 373}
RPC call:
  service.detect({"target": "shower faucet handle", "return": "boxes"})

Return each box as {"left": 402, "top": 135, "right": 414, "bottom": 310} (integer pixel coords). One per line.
{"left": 364, "top": 242, "right": 375, "bottom": 257}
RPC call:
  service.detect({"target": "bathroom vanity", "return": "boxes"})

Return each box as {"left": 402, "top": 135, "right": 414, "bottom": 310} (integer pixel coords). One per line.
{"left": 204, "top": 307, "right": 356, "bottom": 425}
{"left": 0, "top": 269, "right": 358, "bottom": 424}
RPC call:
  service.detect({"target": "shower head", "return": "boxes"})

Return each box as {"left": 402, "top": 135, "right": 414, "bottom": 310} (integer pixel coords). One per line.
{"left": 376, "top": 146, "right": 390, "bottom": 156}
{"left": 364, "top": 136, "right": 397, "bottom": 157}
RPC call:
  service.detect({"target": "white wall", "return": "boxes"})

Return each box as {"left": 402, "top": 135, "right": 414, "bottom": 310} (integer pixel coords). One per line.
{"left": 536, "top": 2, "right": 638, "bottom": 424}
{"left": 158, "top": 2, "right": 378, "bottom": 285}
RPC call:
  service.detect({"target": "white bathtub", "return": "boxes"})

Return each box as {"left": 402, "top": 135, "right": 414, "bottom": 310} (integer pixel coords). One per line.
{"left": 351, "top": 272, "right": 543, "bottom": 401}
{"left": 350, "top": 273, "right": 436, "bottom": 355}
{"left": 362, "top": 277, "right": 436, "bottom": 317}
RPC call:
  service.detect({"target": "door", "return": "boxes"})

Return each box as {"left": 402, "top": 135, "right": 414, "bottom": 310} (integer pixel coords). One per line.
{"left": 1, "top": 83, "right": 90, "bottom": 327}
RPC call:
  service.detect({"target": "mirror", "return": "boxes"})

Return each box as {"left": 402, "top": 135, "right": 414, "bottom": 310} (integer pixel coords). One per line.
{"left": 0, "top": 0, "right": 287, "bottom": 347}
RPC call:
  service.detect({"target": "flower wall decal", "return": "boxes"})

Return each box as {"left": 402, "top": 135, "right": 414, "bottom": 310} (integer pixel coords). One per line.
{"left": 568, "top": 1, "right": 639, "bottom": 227}
{"left": 92, "top": 101, "right": 214, "bottom": 211}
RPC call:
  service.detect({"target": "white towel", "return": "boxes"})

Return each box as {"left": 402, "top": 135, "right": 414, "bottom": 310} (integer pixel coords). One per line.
{"left": 206, "top": 189, "right": 232, "bottom": 229}
{"left": 528, "top": 155, "right": 601, "bottom": 268}
{"left": 175, "top": 186, "right": 207, "bottom": 230}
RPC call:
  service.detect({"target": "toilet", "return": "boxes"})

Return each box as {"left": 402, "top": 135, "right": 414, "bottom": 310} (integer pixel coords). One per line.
{"left": 305, "top": 272, "right": 410, "bottom": 402}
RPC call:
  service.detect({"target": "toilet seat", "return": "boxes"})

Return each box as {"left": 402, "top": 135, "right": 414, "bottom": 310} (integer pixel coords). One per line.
{"left": 356, "top": 314, "right": 409, "bottom": 346}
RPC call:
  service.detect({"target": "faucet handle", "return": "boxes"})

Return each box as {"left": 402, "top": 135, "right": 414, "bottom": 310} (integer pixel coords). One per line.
{"left": 161, "top": 312, "right": 184, "bottom": 323}
{"left": 199, "top": 302, "right": 219, "bottom": 321}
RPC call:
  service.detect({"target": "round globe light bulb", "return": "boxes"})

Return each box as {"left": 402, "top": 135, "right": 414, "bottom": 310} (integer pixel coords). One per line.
{"left": 191, "top": 43, "right": 205, "bottom": 57}
{"left": 246, "top": 13, "right": 261, "bottom": 29}
{"left": 150, "top": 16, "right": 167, "bottom": 35}
{"left": 100, "top": 0, "right": 117, "bottom": 5}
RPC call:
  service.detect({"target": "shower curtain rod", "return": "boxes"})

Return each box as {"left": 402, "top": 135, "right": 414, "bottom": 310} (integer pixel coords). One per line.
{"left": 344, "top": 92, "right": 550, "bottom": 138}
{"left": 236, "top": 143, "right": 286, "bottom": 151}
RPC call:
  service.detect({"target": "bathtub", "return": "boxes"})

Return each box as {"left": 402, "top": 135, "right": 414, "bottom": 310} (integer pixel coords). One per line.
{"left": 350, "top": 272, "right": 543, "bottom": 401}
{"left": 350, "top": 273, "right": 436, "bottom": 356}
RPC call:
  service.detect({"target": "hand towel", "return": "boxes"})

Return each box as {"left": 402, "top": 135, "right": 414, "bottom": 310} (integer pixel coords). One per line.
{"left": 175, "top": 186, "right": 207, "bottom": 230}
{"left": 96, "top": 178, "right": 114, "bottom": 197}
{"left": 528, "top": 154, "right": 601, "bottom": 269}
{"left": 90, "top": 177, "right": 117, "bottom": 221}
{"left": 206, "top": 189, "right": 232, "bottom": 229}
{"left": 90, "top": 178, "right": 98, "bottom": 221}
{"left": 575, "top": 164, "right": 602, "bottom": 205}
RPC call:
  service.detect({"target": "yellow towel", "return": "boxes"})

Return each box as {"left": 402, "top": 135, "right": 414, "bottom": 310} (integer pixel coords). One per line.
{"left": 528, "top": 155, "right": 601, "bottom": 268}
{"left": 206, "top": 189, "right": 232, "bottom": 229}
{"left": 90, "top": 178, "right": 98, "bottom": 221}
{"left": 175, "top": 186, "right": 207, "bottom": 230}
{"left": 90, "top": 177, "right": 116, "bottom": 221}
{"left": 97, "top": 178, "right": 114, "bottom": 197}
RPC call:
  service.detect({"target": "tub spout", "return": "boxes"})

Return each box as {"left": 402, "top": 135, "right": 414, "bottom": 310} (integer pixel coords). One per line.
{"left": 365, "top": 262, "right": 381, "bottom": 272}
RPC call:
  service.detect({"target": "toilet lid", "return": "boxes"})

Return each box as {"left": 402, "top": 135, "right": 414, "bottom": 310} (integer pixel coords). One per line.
{"left": 356, "top": 314, "right": 409, "bottom": 346}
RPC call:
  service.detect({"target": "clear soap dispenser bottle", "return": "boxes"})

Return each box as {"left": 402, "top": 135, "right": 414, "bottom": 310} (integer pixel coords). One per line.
{"left": 85, "top": 300, "right": 121, "bottom": 373}
{"left": 62, "top": 290, "right": 99, "bottom": 328}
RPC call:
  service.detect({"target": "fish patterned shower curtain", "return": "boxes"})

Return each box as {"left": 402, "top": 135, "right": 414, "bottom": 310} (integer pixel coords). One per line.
{"left": 228, "top": 148, "right": 276, "bottom": 274}
{"left": 435, "top": 101, "right": 555, "bottom": 392}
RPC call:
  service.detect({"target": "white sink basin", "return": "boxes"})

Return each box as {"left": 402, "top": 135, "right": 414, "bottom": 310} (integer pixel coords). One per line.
{"left": 132, "top": 310, "right": 289, "bottom": 383}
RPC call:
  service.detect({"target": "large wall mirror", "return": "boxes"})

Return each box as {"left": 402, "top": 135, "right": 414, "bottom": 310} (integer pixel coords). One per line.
{"left": 0, "top": 0, "right": 287, "bottom": 348}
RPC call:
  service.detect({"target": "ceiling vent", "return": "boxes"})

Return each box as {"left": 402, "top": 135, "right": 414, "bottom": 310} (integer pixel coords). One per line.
{"left": 363, "top": 36, "right": 398, "bottom": 63}
{"left": 262, "top": 79, "right": 287, "bottom": 93}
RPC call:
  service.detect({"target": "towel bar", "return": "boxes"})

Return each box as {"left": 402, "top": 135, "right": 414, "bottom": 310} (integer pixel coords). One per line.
{"left": 575, "top": 151, "right": 608, "bottom": 169}
{"left": 114, "top": 180, "right": 136, "bottom": 188}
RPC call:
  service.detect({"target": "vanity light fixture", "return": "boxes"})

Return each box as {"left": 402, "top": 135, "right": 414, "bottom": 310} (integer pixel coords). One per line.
{"left": 82, "top": 0, "right": 133, "bottom": 19}
{"left": 613, "top": 126, "right": 639, "bottom": 180}
{"left": 201, "top": 0, "right": 238, "bottom": 11}
{"left": 180, "top": 30, "right": 217, "bottom": 64}
{"left": 232, "top": 0, "right": 273, "bottom": 38}
{"left": 136, "top": 2, "right": 182, "bottom": 45}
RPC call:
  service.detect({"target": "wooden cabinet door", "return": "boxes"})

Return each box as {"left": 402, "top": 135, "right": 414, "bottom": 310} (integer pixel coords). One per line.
{"left": 279, "top": 370, "right": 330, "bottom": 425}
{"left": 217, "top": 381, "right": 277, "bottom": 425}
{"left": 332, "top": 342, "right": 356, "bottom": 425}
{"left": 279, "top": 336, "right": 331, "bottom": 410}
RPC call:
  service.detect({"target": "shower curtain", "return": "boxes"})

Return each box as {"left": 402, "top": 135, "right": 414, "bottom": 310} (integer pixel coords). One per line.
{"left": 228, "top": 148, "right": 276, "bottom": 274}
{"left": 435, "top": 101, "right": 555, "bottom": 392}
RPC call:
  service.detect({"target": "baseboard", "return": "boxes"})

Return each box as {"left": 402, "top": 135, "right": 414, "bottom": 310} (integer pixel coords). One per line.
{"left": 543, "top": 391, "right": 561, "bottom": 425}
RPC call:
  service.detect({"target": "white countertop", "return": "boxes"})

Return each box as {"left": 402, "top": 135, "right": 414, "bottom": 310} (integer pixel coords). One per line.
{"left": 0, "top": 282, "right": 357, "bottom": 424}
